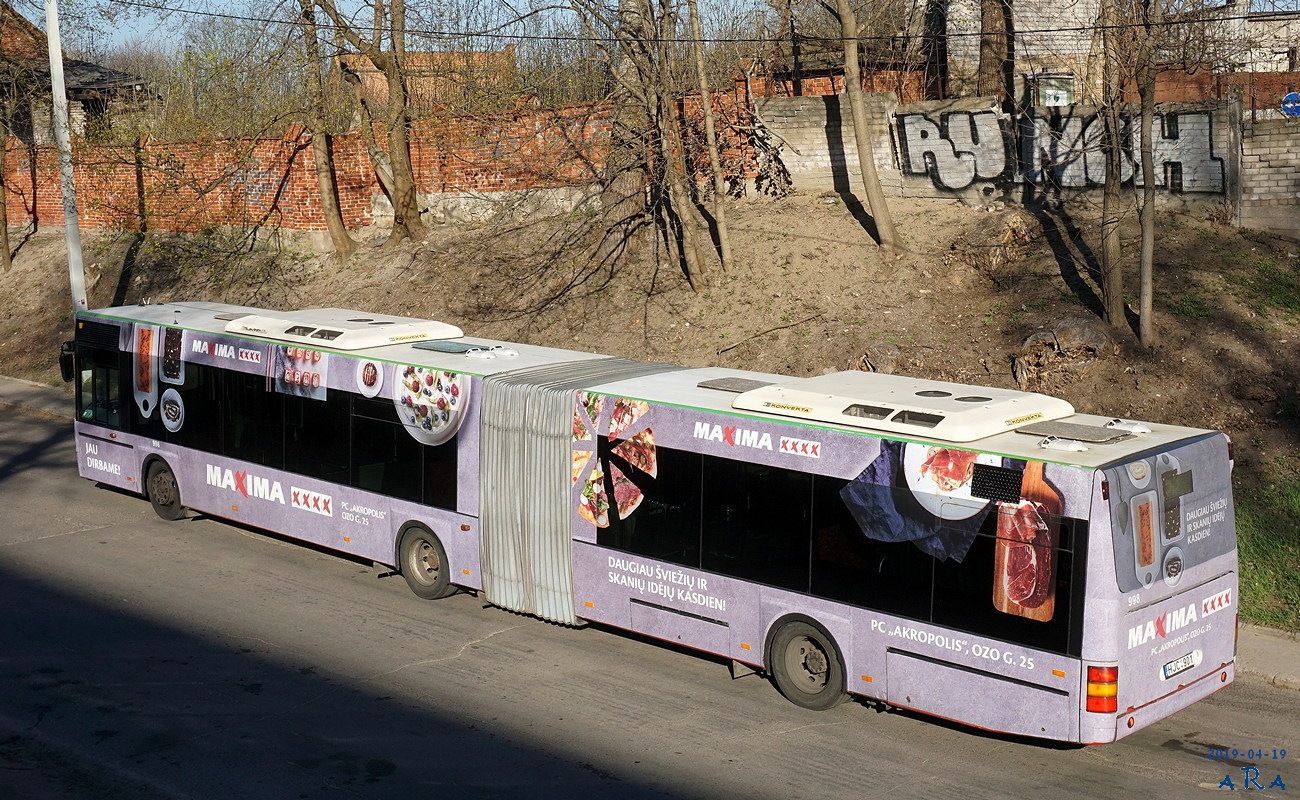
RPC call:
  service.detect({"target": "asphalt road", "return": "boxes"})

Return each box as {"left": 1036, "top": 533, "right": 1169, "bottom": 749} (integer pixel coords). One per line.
{"left": 1, "top": 408, "right": 1295, "bottom": 799}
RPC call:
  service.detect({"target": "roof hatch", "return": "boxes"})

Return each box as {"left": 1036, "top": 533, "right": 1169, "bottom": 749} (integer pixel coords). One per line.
{"left": 223, "top": 308, "right": 463, "bottom": 351}
{"left": 731, "top": 371, "right": 1074, "bottom": 443}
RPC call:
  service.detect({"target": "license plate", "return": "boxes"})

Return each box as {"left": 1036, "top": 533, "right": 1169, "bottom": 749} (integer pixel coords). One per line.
{"left": 1161, "top": 650, "right": 1201, "bottom": 680}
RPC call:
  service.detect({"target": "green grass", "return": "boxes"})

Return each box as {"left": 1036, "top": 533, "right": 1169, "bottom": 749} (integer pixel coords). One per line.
{"left": 1226, "top": 254, "right": 1300, "bottom": 319}
{"left": 1234, "top": 479, "right": 1300, "bottom": 631}
{"left": 1164, "top": 291, "right": 1215, "bottom": 320}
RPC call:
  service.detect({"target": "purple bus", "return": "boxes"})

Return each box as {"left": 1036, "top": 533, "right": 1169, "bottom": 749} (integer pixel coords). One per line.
{"left": 64, "top": 302, "right": 1238, "bottom": 743}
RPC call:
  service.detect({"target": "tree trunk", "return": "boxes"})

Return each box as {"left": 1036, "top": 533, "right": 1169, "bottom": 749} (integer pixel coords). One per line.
{"left": 1098, "top": 0, "right": 1126, "bottom": 328}
{"left": 1136, "top": 7, "right": 1159, "bottom": 348}
{"left": 597, "top": 0, "right": 652, "bottom": 263}
{"left": 976, "top": 0, "right": 1007, "bottom": 100}
{"left": 339, "top": 65, "right": 396, "bottom": 197}
{"left": 383, "top": 0, "right": 423, "bottom": 244}
{"left": 662, "top": 92, "right": 708, "bottom": 289}
{"left": 312, "top": 0, "right": 422, "bottom": 244}
{"left": 834, "top": 0, "right": 901, "bottom": 253}
{"left": 300, "top": 0, "right": 356, "bottom": 259}
{"left": 686, "top": 0, "right": 731, "bottom": 271}
{"left": 0, "top": 145, "right": 10, "bottom": 271}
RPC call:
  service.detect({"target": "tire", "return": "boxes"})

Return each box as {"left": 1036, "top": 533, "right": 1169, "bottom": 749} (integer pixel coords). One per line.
{"left": 146, "top": 460, "right": 186, "bottom": 521}
{"left": 398, "top": 527, "right": 456, "bottom": 600}
{"left": 768, "top": 620, "right": 846, "bottom": 711}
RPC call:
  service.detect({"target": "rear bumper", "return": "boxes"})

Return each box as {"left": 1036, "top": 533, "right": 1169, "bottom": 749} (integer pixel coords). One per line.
{"left": 1082, "top": 659, "right": 1234, "bottom": 744}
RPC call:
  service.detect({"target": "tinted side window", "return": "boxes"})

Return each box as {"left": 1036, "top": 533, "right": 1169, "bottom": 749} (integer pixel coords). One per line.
{"left": 166, "top": 362, "right": 222, "bottom": 454}
{"left": 351, "top": 397, "right": 421, "bottom": 503}
{"left": 702, "top": 459, "right": 811, "bottom": 592}
{"left": 930, "top": 512, "right": 1085, "bottom": 656}
{"left": 423, "top": 433, "right": 459, "bottom": 510}
{"left": 598, "top": 443, "right": 701, "bottom": 567}
{"left": 223, "top": 371, "right": 284, "bottom": 469}
{"left": 285, "top": 393, "right": 350, "bottom": 483}
{"left": 811, "top": 476, "right": 933, "bottom": 620}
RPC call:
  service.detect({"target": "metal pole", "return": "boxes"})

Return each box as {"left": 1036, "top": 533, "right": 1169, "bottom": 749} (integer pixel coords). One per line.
{"left": 44, "top": 0, "right": 87, "bottom": 313}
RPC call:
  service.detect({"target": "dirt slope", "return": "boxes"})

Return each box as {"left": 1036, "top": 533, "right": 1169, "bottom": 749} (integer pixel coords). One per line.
{"left": 2, "top": 193, "right": 1296, "bottom": 483}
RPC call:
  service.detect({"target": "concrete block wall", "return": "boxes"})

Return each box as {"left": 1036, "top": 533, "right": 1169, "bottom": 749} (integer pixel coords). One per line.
{"left": 754, "top": 93, "right": 903, "bottom": 191}
{"left": 1240, "top": 118, "right": 1300, "bottom": 238}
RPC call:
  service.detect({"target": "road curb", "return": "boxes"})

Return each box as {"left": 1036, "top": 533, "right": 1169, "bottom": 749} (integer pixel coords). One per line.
{"left": 1237, "top": 624, "right": 1300, "bottom": 692}
{"left": 0, "top": 374, "right": 74, "bottom": 419}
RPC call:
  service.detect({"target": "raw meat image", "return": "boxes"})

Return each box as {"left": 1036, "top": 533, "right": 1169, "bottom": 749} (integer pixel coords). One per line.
{"left": 920, "top": 447, "right": 980, "bottom": 491}
{"left": 999, "top": 501, "right": 1055, "bottom": 610}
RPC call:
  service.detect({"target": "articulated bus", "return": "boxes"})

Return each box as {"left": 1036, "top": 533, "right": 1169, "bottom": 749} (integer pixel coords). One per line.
{"left": 63, "top": 302, "right": 1238, "bottom": 743}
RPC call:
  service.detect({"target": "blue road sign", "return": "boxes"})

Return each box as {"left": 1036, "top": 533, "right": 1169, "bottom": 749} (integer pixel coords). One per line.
{"left": 1282, "top": 92, "right": 1300, "bottom": 118}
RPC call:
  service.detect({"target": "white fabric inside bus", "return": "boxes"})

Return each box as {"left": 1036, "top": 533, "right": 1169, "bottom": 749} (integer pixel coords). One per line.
{"left": 480, "top": 358, "right": 682, "bottom": 625}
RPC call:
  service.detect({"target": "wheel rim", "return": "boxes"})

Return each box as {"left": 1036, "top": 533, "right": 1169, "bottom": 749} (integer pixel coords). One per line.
{"left": 784, "top": 635, "right": 830, "bottom": 694}
{"left": 409, "top": 539, "right": 440, "bottom": 586}
{"left": 151, "top": 469, "right": 176, "bottom": 507}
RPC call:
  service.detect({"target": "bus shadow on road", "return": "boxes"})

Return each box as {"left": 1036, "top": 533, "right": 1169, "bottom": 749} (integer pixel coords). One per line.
{"left": 0, "top": 563, "right": 698, "bottom": 800}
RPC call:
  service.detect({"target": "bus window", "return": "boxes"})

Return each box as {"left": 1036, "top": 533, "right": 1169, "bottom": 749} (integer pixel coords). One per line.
{"left": 811, "top": 476, "right": 933, "bottom": 620}
{"left": 76, "top": 347, "right": 123, "bottom": 429}
{"left": 423, "top": 431, "right": 458, "bottom": 510}
{"left": 224, "top": 372, "right": 284, "bottom": 469}
{"left": 599, "top": 444, "right": 701, "bottom": 567}
{"left": 167, "top": 363, "right": 222, "bottom": 455}
{"left": 929, "top": 514, "right": 1085, "bottom": 656}
{"left": 351, "top": 397, "right": 421, "bottom": 502}
{"left": 702, "top": 459, "right": 811, "bottom": 592}
{"left": 285, "top": 394, "right": 349, "bottom": 483}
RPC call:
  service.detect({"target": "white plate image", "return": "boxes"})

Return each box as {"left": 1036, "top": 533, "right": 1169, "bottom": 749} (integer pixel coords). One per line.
{"left": 392, "top": 366, "right": 471, "bottom": 445}
{"left": 356, "top": 360, "right": 384, "bottom": 398}
{"left": 160, "top": 388, "right": 185, "bottom": 433}
{"left": 902, "top": 442, "right": 1000, "bottom": 520}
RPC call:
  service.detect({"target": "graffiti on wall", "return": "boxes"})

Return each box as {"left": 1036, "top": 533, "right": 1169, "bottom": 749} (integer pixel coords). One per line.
{"left": 896, "top": 108, "right": 1226, "bottom": 194}
{"left": 900, "top": 110, "right": 1008, "bottom": 189}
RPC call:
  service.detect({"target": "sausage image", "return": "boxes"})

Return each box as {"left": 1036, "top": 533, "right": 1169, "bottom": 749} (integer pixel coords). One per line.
{"left": 136, "top": 327, "right": 154, "bottom": 391}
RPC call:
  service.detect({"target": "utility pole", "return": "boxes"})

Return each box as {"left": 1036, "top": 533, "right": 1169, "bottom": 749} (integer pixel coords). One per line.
{"left": 44, "top": 0, "right": 87, "bottom": 313}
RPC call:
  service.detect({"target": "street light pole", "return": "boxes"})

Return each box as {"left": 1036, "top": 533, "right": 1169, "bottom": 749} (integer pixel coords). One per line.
{"left": 44, "top": 0, "right": 87, "bottom": 313}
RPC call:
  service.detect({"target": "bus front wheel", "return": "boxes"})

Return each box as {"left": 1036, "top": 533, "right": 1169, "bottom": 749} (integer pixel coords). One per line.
{"left": 146, "top": 460, "right": 186, "bottom": 521}
{"left": 398, "top": 527, "right": 455, "bottom": 600}
{"left": 768, "top": 620, "right": 846, "bottom": 711}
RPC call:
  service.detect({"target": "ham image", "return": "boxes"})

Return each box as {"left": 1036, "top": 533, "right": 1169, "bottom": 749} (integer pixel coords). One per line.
{"left": 1002, "top": 501, "right": 1054, "bottom": 608}
{"left": 919, "top": 447, "right": 980, "bottom": 491}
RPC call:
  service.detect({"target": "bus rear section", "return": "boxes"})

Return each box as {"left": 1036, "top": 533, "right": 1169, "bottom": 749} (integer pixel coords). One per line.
{"left": 1080, "top": 433, "right": 1237, "bottom": 744}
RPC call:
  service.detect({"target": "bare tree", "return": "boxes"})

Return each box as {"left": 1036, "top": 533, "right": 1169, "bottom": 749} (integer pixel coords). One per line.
{"left": 314, "top": 0, "right": 424, "bottom": 244}
{"left": 299, "top": 0, "right": 357, "bottom": 258}
{"left": 685, "top": 0, "right": 732, "bottom": 271}
{"left": 829, "top": 0, "right": 901, "bottom": 253}
{"left": 571, "top": 0, "right": 711, "bottom": 288}
{"left": 1134, "top": 0, "right": 1160, "bottom": 347}
{"left": 1097, "top": 0, "right": 1128, "bottom": 329}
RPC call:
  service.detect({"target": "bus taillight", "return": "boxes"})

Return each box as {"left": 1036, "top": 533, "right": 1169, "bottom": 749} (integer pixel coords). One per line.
{"left": 1086, "top": 666, "right": 1119, "bottom": 713}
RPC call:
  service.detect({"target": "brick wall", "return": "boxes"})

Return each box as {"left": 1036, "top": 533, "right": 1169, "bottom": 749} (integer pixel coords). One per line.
{"left": 1, "top": 107, "right": 611, "bottom": 234}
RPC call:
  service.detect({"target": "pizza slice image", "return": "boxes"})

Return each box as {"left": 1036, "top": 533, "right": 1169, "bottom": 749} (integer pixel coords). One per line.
{"left": 609, "top": 397, "right": 650, "bottom": 439}
{"left": 609, "top": 462, "right": 644, "bottom": 519}
{"left": 578, "top": 462, "right": 610, "bottom": 527}
{"left": 571, "top": 450, "right": 592, "bottom": 485}
{"left": 578, "top": 391, "right": 605, "bottom": 436}
{"left": 573, "top": 409, "right": 591, "bottom": 442}
{"left": 611, "top": 428, "right": 657, "bottom": 478}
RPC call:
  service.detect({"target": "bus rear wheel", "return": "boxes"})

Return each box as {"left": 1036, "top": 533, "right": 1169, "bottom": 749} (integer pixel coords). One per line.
{"left": 398, "top": 527, "right": 455, "bottom": 600}
{"left": 769, "top": 620, "right": 846, "bottom": 711}
{"left": 146, "top": 460, "right": 185, "bottom": 521}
